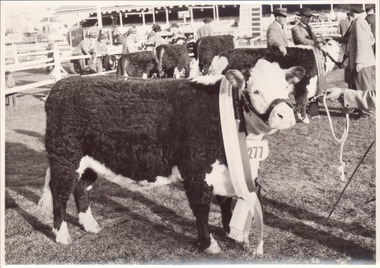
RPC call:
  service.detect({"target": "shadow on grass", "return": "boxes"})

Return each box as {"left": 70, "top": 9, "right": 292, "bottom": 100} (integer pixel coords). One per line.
{"left": 263, "top": 196, "right": 375, "bottom": 261}
{"left": 14, "top": 129, "right": 45, "bottom": 141}
{"left": 5, "top": 189, "right": 55, "bottom": 243}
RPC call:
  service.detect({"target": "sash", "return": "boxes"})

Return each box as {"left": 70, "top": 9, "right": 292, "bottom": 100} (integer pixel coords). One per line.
{"left": 219, "top": 77, "right": 264, "bottom": 255}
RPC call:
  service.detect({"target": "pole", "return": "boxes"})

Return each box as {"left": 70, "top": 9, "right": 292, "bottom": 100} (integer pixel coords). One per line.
{"left": 325, "top": 140, "right": 375, "bottom": 223}
{"left": 96, "top": 5, "right": 103, "bottom": 29}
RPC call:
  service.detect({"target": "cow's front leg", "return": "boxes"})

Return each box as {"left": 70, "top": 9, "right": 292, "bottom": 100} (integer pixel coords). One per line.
{"left": 216, "top": 195, "right": 232, "bottom": 234}
{"left": 184, "top": 179, "right": 221, "bottom": 254}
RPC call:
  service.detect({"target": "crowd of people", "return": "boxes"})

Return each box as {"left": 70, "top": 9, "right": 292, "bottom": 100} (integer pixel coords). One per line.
{"left": 267, "top": 5, "right": 376, "bottom": 119}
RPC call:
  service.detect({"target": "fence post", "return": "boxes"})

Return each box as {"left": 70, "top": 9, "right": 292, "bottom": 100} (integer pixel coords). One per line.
{"left": 12, "top": 45, "right": 19, "bottom": 64}
{"left": 52, "top": 43, "right": 62, "bottom": 81}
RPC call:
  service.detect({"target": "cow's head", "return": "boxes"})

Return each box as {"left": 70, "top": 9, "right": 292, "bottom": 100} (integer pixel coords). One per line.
{"left": 226, "top": 59, "right": 305, "bottom": 131}
{"left": 318, "top": 39, "right": 345, "bottom": 72}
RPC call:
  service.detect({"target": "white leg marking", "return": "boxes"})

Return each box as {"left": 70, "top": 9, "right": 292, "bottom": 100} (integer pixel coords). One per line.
{"left": 204, "top": 234, "right": 221, "bottom": 254}
{"left": 205, "top": 160, "right": 235, "bottom": 197}
{"left": 78, "top": 206, "right": 101, "bottom": 233}
{"left": 53, "top": 221, "right": 71, "bottom": 245}
{"left": 142, "top": 73, "right": 148, "bottom": 79}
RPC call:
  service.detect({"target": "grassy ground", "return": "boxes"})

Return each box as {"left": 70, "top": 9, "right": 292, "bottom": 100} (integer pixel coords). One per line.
{"left": 4, "top": 67, "right": 376, "bottom": 265}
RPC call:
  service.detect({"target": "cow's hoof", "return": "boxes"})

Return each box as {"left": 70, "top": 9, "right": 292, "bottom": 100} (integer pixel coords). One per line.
{"left": 53, "top": 221, "right": 71, "bottom": 245}
{"left": 301, "top": 117, "right": 310, "bottom": 124}
{"left": 79, "top": 207, "right": 102, "bottom": 233}
{"left": 204, "top": 234, "right": 221, "bottom": 254}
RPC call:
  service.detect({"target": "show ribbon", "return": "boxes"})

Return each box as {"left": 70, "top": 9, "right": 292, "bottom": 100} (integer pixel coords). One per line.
{"left": 219, "top": 77, "right": 264, "bottom": 256}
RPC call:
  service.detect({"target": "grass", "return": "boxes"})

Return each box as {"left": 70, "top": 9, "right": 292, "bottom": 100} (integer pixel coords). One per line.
{"left": 4, "top": 68, "right": 376, "bottom": 265}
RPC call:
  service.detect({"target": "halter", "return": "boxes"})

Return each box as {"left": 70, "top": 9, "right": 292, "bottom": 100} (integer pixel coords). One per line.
{"left": 241, "top": 90, "right": 293, "bottom": 124}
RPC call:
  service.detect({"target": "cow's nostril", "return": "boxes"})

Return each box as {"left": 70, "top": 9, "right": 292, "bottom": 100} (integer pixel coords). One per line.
{"left": 278, "top": 113, "right": 283, "bottom": 119}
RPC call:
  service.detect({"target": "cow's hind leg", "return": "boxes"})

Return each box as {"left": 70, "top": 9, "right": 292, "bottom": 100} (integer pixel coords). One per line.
{"left": 184, "top": 179, "right": 221, "bottom": 254}
{"left": 74, "top": 168, "right": 101, "bottom": 233}
{"left": 216, "top": 196, "right": 232, "bottom": 234}
{"left": 49, "top": 160, "right": 78, "bottom": 244}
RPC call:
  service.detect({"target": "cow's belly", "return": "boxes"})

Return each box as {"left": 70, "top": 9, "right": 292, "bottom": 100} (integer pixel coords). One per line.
{"left": 205, "top": 160, "right": 236, "bottom": 197}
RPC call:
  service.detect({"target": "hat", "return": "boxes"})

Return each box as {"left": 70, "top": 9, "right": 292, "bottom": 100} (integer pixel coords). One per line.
{"left": 152, "top": 25, "right": 161, "bottom": 32}
{"left": 272, "top": 8, "right": 288, "bottom": 17}
{"left": 297, "top": 7, "right": 312, "bottom": 17}
{"left": 88, "top": 32, "right": 97, "bottom": 38}
{"left": 349, "top": 5, "right": 364, "bottom": 13}
{"left": 172, "top": 22, "right": 179, "bottom": 28}
{"left": 128, "top": 26, "right": 137, "bottom": 34}
{"left": 203, "top": 17, "right": 212, "bottom": 23}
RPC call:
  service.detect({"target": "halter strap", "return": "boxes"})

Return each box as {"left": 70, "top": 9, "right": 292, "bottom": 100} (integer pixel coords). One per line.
{"left": 241, "top": 91, "right": 293, "bottom": 124}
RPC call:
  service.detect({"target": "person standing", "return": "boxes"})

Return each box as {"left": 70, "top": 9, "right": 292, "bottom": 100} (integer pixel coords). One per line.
{"left": 365, "top": 7, "right": 376, "bottom": 54}
{"left": 122, "top": 26, "right": 138, "bottom": 54}
{"left": 73, "top": 31, "right": 100, "bottom": 72}
{"left": 147, "top": 24, "right": 167, "bottom": 47}
{"left": 197, "top": 17, "right": 213, "bottom": 39}
{"left": 292, "top": 7, "right": 323, "bottom": 119}
{"left": 292, "top": 7, "right": 322, "bottom": 46}
{"left": 337, "top": 11, "right": 353, "bottom": 36}
{"left": 348, "top": 5, "right": 376, "bottom": 91}
{"left": 266, "top": 8, "right": 289, "bottom": 56}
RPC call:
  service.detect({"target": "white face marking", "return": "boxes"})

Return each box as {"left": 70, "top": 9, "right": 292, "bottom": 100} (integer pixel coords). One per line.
{"left": 208, "top": 56, "right": 229, "bottom": 76}
{"left": 319, "top": 40, "right": 344, "bottom": 73}
{"left": 306, "top": 75, "right": 318, "bottom": 98}
{"left": 78, "top": 206, "right": 101, "bottom": 233}
{"left": 246, "top": 59, "right": 296, "bottom": 130}
{"left": 205, "top": 160, "right": 236, "bottom": 197}
{"left": 247, "top": 59, "right": 289, "bottom": 114}
{"left": 53, "top": 221, "right": 71, "bottom": 245}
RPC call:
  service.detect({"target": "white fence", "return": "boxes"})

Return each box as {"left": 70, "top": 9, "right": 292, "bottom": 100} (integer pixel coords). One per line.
{"left": 3, "top": 43, "right": 116, "bottom": 96}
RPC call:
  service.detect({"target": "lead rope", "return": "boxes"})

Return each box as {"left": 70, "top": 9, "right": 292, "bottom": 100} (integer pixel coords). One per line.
{"left": 323, "top": 93, "right": 350, "bottom": 181}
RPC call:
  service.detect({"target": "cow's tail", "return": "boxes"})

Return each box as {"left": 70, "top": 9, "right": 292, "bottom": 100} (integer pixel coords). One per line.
{"left": 37, "top": 167, "right": 53, "bottom": 217}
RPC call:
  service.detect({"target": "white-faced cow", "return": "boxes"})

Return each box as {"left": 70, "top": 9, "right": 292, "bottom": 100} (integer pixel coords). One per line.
{"left": 39, "top": 59, "right": 305, "bottom": 254}
{"left": 193, "top": 35, "right": 235, "bottom": 75}
{"left": 116, "top": 50, "right": 159, "bottom": 78}
{"left": 208, "top": 39, "right": 344, "bottom": 123}
{"left": 156, "top": 44, "right": 191, "bottom": 78}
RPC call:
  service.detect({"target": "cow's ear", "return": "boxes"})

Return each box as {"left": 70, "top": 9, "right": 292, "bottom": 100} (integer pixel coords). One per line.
{"left": 285, "top": 66, "right": 305, "bottom": 84}
{"left": 225, "top": 69, "right": 245, "bottom": 89}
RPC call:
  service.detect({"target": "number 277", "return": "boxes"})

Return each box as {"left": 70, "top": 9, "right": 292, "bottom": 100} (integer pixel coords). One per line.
{"left": 248, "top": 146, "right": 263, "bottom": 159}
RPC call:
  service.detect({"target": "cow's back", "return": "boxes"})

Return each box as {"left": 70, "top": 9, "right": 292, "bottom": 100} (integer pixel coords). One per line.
{"left": 45, "top": 76, "right": 223, "bottom": 180}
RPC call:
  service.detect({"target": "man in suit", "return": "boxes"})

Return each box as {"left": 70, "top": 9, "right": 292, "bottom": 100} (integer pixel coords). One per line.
{"left": 365, "top": 7, "right": 376, "bottom": 54}
{"left": 338, "top": 11, "right": 353, "bottom": 36}
{"left": 348, "top": 5, "right": 376, "bottom": 91}
{"left": 197, "top": 17, "right": 213, "bottom": 39}
{"left": 292, "top": 7, "right": 322, "bottom": 45}
{"left": 266, "top": 8, "right": 288, "bottom": 56}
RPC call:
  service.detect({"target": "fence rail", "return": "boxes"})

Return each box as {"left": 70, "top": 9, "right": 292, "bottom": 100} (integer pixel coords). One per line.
{"left": 3, "top": 43, "right": 115, "bottom": 97}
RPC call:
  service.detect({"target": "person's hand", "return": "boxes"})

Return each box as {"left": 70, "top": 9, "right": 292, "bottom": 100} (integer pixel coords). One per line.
{"left": 324, "top": 87, "right": 344, "bottom": 101}
{"left": 279, "top": 45, "right": 287, "bottom": 56}
{"left": 356, "top": 63, "right": 363, "bottom": 72}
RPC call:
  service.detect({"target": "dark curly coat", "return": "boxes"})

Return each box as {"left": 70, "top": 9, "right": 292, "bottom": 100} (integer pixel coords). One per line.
{"left": 45, "top": 75, "right": 230, "bottom": 250}
{"left": 156, "top": 44, "right": 190, "bottom": 78}
{"left": 194, "top": 35, "right": 235, "bottom": 75}
{"left": 116, "top": 51, "right": 159, "bottom": 77}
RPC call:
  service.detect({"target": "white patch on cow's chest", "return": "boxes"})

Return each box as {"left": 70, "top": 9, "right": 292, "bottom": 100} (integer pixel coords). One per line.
{"left": 306, "top": 75, "right": 318, "bottom": 98}
{"left": 205, "top": 160, "right": 236, "bottom": 197}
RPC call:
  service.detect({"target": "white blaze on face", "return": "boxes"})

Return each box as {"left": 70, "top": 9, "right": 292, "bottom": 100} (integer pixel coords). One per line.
{"left": 247, "top": 59, "right": 296, "bottom": 130}
{"left": 319, "top": 39, "right": 345, "bottom": 72}
{"left": 306, "top": 75, "right": 318, "bottom": 98}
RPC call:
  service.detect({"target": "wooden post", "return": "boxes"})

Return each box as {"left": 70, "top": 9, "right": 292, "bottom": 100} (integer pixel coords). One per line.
{"left": 152, "top": 7, "right": 156, "bottom": 24}
{"left": 189, "top": 7, "right": 194, "bottom": 24}
{"left": 97, "top": 5, "right": 103, "bottom": 29}
{"left": 119, "top": 11, "right": 123, "bottom": 27}
{"left": 52, "top": 43, "right": 62, "bottom": 81}
{"left": 165, "top": 8, "right": 169, "bottom": 24}
{"left": 142, "top": 10, "right": 146, "bottom": 26}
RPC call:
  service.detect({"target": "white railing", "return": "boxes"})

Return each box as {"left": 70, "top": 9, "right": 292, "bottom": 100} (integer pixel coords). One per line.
{"left": 3, "top": 43, "right": 116, "bottom": 96}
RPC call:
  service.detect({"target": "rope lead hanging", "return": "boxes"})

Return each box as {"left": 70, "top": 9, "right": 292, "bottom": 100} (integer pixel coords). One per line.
{"left": 323, "top": 94, "right": 350, "bottom": 181}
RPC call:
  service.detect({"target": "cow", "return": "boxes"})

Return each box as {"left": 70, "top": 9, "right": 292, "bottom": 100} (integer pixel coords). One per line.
{"left": 38, "top": 59, "right": 305, "bottom": 254}
{"left": 156, "top": 44, "right": 190, "bottom": 78}
{"left": 193, "top": 35, "right": 235, "bottom": 75}
{"left": 116, "top": 51, "right": 159, "bottom": 78}
{"left": 208, "top": 39, "right": 345, "bottom": 123}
